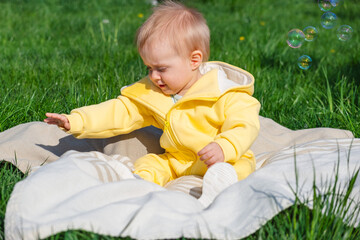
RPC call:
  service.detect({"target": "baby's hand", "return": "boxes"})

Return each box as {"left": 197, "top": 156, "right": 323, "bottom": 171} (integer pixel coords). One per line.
{"left": 198, "top": 142, "right": 224, "bottom": 167}
{"left": 44, "top": 113, "right": 70, "bottom": 131}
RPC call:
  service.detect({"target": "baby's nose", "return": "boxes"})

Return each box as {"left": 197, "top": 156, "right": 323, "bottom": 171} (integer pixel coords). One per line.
{"left": 150, "top": 70, "right": 160, "bottom": 80}
{"left": 156, "top": 79, "right": 164, "bottom": 85}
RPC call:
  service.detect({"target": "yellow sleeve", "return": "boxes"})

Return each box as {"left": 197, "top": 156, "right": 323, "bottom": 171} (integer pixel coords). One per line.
{"left": 65, "top": 96, "right": 154, "bottom": 139}
{"left": 214, "top": 91, "right": 260, "bottom": 162}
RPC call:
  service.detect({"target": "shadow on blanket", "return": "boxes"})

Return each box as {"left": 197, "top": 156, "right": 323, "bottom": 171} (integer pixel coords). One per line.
{"left": 36, "top": 126, "right": 164, "bottom": 158}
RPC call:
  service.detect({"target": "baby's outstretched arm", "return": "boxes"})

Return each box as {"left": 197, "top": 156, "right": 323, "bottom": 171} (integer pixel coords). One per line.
{"left": 198, "top": 142, "right": 225, "bottom": 167}
{"left": 44, "top": 113, "right": 70, "bottom": 131}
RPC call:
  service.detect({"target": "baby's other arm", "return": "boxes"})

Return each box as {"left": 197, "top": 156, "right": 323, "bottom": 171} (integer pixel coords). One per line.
{"left": 198, "top": 142, "right": 225, "bottom": 167}
{"left": 44, "top": 113, "right": 70, "bottom": 131}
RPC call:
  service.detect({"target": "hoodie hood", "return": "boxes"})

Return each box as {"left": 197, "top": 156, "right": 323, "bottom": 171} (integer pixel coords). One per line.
{"left": 200, "top": 61, "right": 253, "bottom": 85}
{"left": 184, "top": 61, "right": 255, "bottom": 98}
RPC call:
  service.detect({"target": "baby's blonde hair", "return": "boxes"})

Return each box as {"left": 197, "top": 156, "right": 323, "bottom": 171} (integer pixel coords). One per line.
{"left": 136, "top": 0, "right": 210, "bottom": 62}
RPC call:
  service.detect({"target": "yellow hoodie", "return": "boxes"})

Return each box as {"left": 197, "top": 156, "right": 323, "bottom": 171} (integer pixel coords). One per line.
{"left": 65, "top": 61, "right": 260, "bottom": 185}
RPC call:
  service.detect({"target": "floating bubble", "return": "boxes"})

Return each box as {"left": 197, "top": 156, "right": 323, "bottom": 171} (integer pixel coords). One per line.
{"left": 303, "top": 26, "right": 318, "bottom": 41}
{"left": 298, "top": 55, "right": 312, "bottom": 70}
{"left": 318, "top": 0, "right": 334, "bottom": 11}
{"left": 337, "top": 25, "right": 353, "bottom": 41}
{"left": 287, "top": 29, "right": 305, "bottom": 48}
{"left": 321, "top": 12, "right": 337, "bottom": 29}
{"left": 330, "top": 0, "right": 341, "bottom": 7}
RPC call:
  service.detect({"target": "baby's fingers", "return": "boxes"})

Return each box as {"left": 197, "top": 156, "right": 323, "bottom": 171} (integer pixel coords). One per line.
{"left": 198, "top": 147, "right": 213, "bottom": 160}
{"left": 44, "top": 117, "right": 59, "bottom": 124}
{"left": 198, "top": 143, "right": 213, "bottom": 156}
{"left": 45, "top": 113, "right": 62, "bottom": 119}
{"left": 204, "top": 157, "right": 217, "bottom": 167}
{"left": 199, "top": 152, "right": 211, "bottom": 161}
{"left": 44, "top": 118, "right": 61, "bottom": 126}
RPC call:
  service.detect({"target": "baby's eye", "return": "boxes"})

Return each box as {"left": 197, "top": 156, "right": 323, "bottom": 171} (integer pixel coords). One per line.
{"left": 158, "top": 67, "right": 166, "bottom": 72}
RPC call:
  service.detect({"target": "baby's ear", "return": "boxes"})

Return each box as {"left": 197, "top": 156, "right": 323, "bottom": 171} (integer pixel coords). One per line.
{"left": 190, "top": 50, "right": 203, "bottom": 70}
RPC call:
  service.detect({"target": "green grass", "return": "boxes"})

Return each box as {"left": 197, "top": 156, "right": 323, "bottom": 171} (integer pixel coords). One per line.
{"left": 1, "top": 0, "right": 360, "bottom": 239}
{"left": 246, "top": 168, "right": 360, "bottom": 240}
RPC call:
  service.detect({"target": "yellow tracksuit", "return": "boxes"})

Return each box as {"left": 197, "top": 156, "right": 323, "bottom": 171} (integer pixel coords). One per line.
{"left": 65, "top": 61, "right": 260, "bottom": 186}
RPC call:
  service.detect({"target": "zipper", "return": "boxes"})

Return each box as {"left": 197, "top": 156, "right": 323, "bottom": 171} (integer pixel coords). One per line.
{"left": 164, "top": 110, "right": 180, "bottom": 149}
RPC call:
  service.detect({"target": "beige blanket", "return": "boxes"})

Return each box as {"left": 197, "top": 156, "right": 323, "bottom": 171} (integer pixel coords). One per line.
{"left": 2, "top": 116, "right": 359, "bottom": 239}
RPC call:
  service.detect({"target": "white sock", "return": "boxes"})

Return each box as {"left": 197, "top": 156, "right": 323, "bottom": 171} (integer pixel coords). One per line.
{"left": 198, "top": 162, "right": 238, "bottom": 208}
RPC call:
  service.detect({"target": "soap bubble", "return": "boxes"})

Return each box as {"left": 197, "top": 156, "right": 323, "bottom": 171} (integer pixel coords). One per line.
{"left": 330, "top": 0, "right": 341, "bottom": 7}
{"left": 287, "top": 29, "right": 305, "bottom": 48}
{"left": 298, "top": 55, "right": 312, "bottom": 70}
{"left": 337, "top": 25, "right": 353, "bottom": 41}
{"left": 318, "top": 0, "right": 334, "bottom": 11}
{"left": 303, "top": 26, "right": 318, "bottom": 41}
{"left": 321, "top": 12, "right": 337, "bottom": 29}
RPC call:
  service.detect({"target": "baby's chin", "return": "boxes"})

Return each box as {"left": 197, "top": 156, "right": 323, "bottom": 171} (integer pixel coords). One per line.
{"left": 159, "top": 88, "right": 175, "bottom": 96}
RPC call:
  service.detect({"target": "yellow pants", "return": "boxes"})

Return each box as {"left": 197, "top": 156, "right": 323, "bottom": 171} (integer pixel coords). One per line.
{"left": 133, "top": 151, "right": 256, "bottom": 187}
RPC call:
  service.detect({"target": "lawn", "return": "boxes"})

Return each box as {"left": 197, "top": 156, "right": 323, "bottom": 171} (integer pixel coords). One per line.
{"left": 1, "top": 0, "right": 359, "bottom": 239}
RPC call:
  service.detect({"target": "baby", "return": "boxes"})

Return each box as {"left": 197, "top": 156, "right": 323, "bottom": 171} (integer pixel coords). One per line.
{"left": 44, "top": 1, "right": 260, "bottom": 207}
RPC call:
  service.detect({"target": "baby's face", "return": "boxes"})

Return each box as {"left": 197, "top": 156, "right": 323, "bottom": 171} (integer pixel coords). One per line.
{"left": 141, "top": 41, "right": 199, "bottom": 96}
